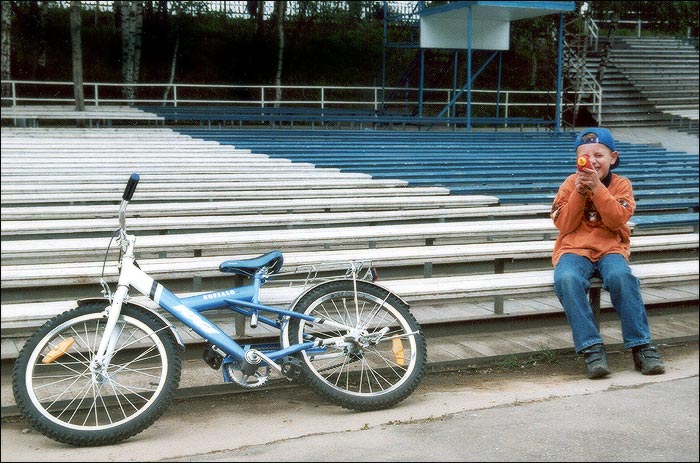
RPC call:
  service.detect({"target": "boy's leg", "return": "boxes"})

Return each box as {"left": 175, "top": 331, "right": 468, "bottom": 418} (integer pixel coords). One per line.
{"left": 598, "top": 254, "right": 664, "bottom": 375}
{"left": 597, "top": 254, "right": 652, "bottom": 348}
{"left": 554, "top": 254, "right": 600, "bottom": 352}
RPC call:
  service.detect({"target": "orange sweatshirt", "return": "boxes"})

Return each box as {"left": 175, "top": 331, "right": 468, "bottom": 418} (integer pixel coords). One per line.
{"left": 550, "top": 173, "right": 635, "bottom": 266}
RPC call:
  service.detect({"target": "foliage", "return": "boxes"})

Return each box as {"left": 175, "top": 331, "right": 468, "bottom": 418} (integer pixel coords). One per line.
{"left": 4, "top": 1, "right": 697, "bottom": 89}
{"left": 580, "top": 0, "right": 698, "bottom": 39}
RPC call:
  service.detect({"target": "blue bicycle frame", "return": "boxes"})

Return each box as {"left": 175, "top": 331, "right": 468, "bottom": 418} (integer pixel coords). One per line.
{"left": 95, "top": 176, "right": 353, "bottom": 380}
{"left": 96, "top": 232, "right": 359, "bottom": 377}
{"left": 93, "top": 174, "right": 361, "bottom": 381}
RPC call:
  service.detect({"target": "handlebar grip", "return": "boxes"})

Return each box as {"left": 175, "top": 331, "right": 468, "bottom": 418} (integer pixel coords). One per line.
{"left": 122, "top": 173, "right": 140, "bottom": 201}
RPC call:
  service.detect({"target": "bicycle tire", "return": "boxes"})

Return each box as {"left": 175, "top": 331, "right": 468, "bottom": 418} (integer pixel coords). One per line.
{"left": 12, "top": 302, "right": 182, "bottom": 446}
{"left": 288, "top": 279, "right": 426, "bottom": 411}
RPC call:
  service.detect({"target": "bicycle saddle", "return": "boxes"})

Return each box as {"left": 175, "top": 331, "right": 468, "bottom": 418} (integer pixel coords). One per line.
{"left": 219, "top": 250, "right": 284, "bottom": 277}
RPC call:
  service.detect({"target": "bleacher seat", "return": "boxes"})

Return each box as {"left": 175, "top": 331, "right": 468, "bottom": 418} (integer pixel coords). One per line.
{"left": 1, "top": 126, "right": 697, "bottom": 364}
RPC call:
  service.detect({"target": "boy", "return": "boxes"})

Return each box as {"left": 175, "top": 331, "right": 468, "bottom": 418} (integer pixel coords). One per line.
{"left": 550, "top": 127, "right": 665, "bottom": 379}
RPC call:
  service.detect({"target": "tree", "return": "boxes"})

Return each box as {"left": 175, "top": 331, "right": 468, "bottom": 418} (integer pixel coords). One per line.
{"left": 0, "top": 2, "right": 13, "bottom": 106}
{"left": 584, "top": 1, "right": 698, "bottom": 38}
{"left": 1, "top": 0, "right": 11, "bottom": 104}
{"left": 120, "top": 0, "right": 144, "bottom": 103}
{"left": 273, "top": 0, "right": 286, "bottom": 107}
{"left": 70, "top": 0, "right": 84, "bottom": 112}
{"left": 162, "top": 1, "right": 183, "bottom": 105}
{"left": 511, "top": 16, "right": 558, "bottom": 89}
{"left": 37, "top": 0, "right": 48, "bottom": 79}
{"left": 247, "top": 0, "right": 265, "bottom": 34}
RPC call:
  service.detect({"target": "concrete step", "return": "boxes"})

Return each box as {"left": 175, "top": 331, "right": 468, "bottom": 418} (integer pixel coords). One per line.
{"left": 2, "top": 299, "right": 696, "bottom": 415}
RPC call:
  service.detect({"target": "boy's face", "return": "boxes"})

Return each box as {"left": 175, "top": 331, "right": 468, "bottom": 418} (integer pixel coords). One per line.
{"left": 576, "top": 143, "right": 618, "bottom": 179}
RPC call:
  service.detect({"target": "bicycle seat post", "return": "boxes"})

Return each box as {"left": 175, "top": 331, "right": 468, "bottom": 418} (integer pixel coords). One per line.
{"left": 249, "top": 268, "right": 267, "bottom": 328}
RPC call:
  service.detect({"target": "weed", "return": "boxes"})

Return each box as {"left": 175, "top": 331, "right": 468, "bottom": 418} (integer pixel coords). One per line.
{"left": 494, "top": 344, "right": 559, "bottom": 370}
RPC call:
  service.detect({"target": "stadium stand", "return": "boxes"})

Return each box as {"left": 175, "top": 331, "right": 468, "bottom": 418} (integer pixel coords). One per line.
{"left": 586, "top": 36, "right": 699, "bottom": 132}
{"left": 136, "top": 105, "right": 554, "bottom": 131}
{"left": 0, "top": 105, "right": 164, "bottom": 127}
{"left": 2, "top": 126, "right": 698, "bottom": 364}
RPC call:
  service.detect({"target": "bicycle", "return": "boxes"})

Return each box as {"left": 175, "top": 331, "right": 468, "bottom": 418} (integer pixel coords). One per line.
{"left": 12, "top": 173, "right": 427, "bottom": 447}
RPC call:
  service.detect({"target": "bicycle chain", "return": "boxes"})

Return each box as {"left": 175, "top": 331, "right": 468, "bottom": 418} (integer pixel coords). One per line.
{"left": 315, "top": 350, "right": 363, "bottom": 373}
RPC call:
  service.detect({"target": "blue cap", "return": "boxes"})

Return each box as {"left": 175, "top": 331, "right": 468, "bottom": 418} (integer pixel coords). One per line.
{"left": 575, "top": 127, "right": 616, "bottom": 152}
{"left": 574, "top": 127, "right": 619, "bottom": 169}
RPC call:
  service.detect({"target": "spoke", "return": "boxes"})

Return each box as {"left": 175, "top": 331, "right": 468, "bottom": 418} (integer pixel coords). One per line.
{"left": 359, "top": 295, "right": 393, "bottom": 332}
{"left": 95, "top": 383, "right": 116, "bottom": 424}
{"left": 366, "top": 347, "right": 406, "bottom": 380}
{"left": 109, "top": 344, "right": 160, "bottom": 376}
{"left": 106, "top": 326, "right": 169, "bottom": 369}
{"left": 34, "top": 365, "right": 90, "bottom": 402}
{"left": 57, "top": 379, "right": 95, "bottom": 424}
{"left": 108, "top": 376, "right": 158, "bottom": 404}
{"left": 113, "top": 362, "right": 164, "bottom": 382}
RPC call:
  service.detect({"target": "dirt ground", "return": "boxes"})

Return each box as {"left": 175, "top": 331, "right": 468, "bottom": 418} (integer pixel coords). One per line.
{"left": 415, "top": 340, "right": 698, "bottom": 393}
{"left": 3, "top": 341, "right": 694, "bottom": 425}
{"left": 2, "top": 341, "right": 696, "bottom": 462}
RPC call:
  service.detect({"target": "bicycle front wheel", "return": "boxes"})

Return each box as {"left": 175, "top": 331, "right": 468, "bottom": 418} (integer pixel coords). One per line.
{"left": 288, "top": 279, "right": 426, "bottom": 411}
{"left": 12, "top": 302, "right": 182, "bottom": 446}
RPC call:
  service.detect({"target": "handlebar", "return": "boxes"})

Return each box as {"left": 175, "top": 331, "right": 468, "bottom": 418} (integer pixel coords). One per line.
{"left": 122, "top": 173, "right": 140, "bottom": 201}
{"left": 118, "top": 173, "right": 139, "bottom": 234}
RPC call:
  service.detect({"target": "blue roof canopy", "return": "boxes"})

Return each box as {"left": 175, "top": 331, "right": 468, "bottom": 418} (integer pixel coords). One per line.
{"left": 420, "top": 1, "right": 576, "bottom": 21}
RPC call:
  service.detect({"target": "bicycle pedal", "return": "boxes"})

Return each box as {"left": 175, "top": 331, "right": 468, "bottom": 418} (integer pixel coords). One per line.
{"left": 281, "top": 356, "right": 303, "bottom": 380}
{"left": 202, "top": 344, "right": 224, "bottom": 370}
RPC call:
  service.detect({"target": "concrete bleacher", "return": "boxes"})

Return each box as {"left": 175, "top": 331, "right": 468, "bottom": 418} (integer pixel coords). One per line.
{"left": 1, "top": 126, "right": 698, "bottom": 363}
{"left": 177, "top": 129, "right": 699, "bottom": 227}
{"left": 589, "top": 36, "right": 699, "bottom": 132}
{"left": 136, "top": 105, "right": 554, "bottom": 131}
{"left": 0, "top": 103, "right": 552, "bottom": 131}
{"left": 0, "top": 105, "right": 164, "bottom": 127}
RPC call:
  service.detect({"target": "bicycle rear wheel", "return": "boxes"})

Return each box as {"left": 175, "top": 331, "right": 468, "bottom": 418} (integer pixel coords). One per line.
{"left": 12, "top": 302, "right": 182, "bottom": 446}
{"left": 288, "top": 279, "right": 426, "bottom": 411}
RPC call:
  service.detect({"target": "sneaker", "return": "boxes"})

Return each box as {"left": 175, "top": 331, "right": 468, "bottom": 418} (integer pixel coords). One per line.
{"left": 581, "top": 344, "right": 611, "bottom": 379}
{"left": 632, "top": 345, "right": 665, "bottom": 375}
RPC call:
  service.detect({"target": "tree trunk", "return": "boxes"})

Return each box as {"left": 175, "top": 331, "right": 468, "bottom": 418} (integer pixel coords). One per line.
{"left": 70, "top": 1, "right": 85, "bottom": 113}
{"left": 529, "top": 46, "right": 538, "bottom": 88}
{"left": 1, "top": 0, "right": 11, "bottom": 104}
{"left": 133, "top": 1, "right": 144, "bottom": 88}
{"left": 162, "top": 2, "right": 181, "bottom": 105}
{"left": 37, "top": 1, "right": 48, "bottom": 79}
{"left": 163, "top": 35, "right": 179, "bottom": 105}
{"left": 121, "top": 1, "right": 144, "bottom": 104}
{"left": 256, "top": 1, "right": 265, "bottom": 34}
{"left": 121, "top": 1, "right": 135, "bottom": 101}
{"left": 273, "top": 1, "right": 286, "bottom": 107}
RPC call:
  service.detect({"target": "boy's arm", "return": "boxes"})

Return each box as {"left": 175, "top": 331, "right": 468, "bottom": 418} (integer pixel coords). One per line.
{"left": 550, "top": 175, "right": 586, "bottom": 233}
{"left": 590, "top": 177, "right": 635, "bottom": 230}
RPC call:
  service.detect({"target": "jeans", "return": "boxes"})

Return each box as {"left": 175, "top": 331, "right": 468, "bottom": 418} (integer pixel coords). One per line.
{"left": 554, "top": 253, "right": 652, "bottom": 353}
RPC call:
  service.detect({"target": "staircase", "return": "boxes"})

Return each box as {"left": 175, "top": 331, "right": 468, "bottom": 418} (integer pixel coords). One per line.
{"left": 582, "top": 36, "right": 699, "bottom": 131}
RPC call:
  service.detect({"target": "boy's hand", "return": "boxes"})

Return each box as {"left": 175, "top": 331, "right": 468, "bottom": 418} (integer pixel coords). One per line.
{"left": 576, "top": 168, "right": 601, "bottom": 195}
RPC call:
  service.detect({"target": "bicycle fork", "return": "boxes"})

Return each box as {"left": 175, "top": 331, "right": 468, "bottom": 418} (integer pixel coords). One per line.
{"left": 91, "top": 234, "right": 136, "bottom": 379}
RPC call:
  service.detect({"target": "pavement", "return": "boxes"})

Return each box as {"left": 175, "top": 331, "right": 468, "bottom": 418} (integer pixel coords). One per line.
{"left": 1, "top": 340, "right": 697, "bottom": 461}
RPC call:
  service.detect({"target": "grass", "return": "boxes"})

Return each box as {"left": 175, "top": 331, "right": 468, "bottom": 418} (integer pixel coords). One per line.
{"left": 494, "top": 343, "right": 560, "bottom": 370}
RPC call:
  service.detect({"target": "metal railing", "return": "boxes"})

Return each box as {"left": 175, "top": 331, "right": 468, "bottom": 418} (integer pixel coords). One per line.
{"left": 1, "top": 80, "right": 602, "bottom": 123}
